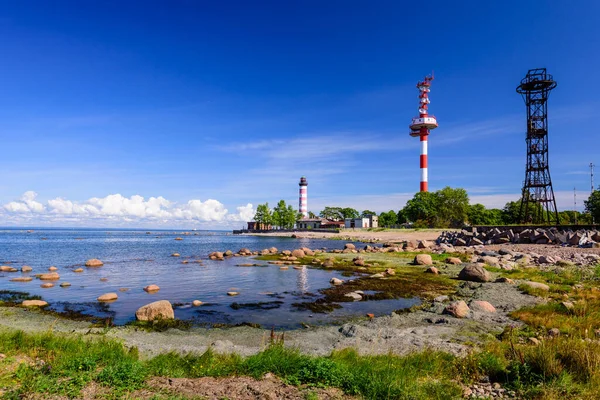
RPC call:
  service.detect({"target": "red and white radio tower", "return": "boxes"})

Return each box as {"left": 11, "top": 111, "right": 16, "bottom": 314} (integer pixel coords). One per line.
{"left": 409, "top": 74, "right": 438, "bottom": 192}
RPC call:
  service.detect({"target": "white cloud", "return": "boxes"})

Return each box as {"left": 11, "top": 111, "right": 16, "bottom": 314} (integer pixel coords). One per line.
{"left": 1, "top": 191, "right": 254, "bottom": 227}
{"left": 4, "top": 191, "right": 45, "bottom": 213}
{"left": 227, "top": 203, "right": 255, "bottom": 222}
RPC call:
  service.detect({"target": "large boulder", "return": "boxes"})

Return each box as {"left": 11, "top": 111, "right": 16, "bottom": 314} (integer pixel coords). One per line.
{"left": 330, "top": 277, "right": 343, "bottom": 285}
{"left": 38, "top": 272, "right": 60, "bottom": 281}
{"left": 97, "top": 293, "right": 118, "bottom": 302}
{"left": 443, "top": 301, "right": 470, "bottom": 318}
{"left": 85, "top": 259, "right": 104, "bottom": 267}
{"left": 458, "top": 264, "right": 491, "bottom": 282}
{"left": 414, "top": 254, "right": 433, "bottom": 265}
{"left": 418, "top": 240, "right": 432, "bottom": 249}
{"left": 135, "top": 300, "right": 174, "bottom": 321}
{"left": 301, "top": 247, "right": 315, "bottom": 256}
{"left": 470, "top": 300, "right": 496, "bottom": 313}
{"left": 445, "top": 257, "right": 462, "bottom": 265}
{"left": 291, "top": 249, "right": 305, "bottom": 258}
{"left": 143, "top": 284, "right": 160, "bottom": 293}
{"left": 21, "top": 300, "right": 48, "bottom": 307}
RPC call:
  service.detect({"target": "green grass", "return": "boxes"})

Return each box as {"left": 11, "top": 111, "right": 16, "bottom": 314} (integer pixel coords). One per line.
{"left": 2, "top": 324, "right": 600, "bottom": 399}
{"left": 0, "top": 329, "right": 462, "bottom": 399}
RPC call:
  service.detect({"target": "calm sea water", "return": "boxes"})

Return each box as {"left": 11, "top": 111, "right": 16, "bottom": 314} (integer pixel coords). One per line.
{"left": 0, "top": 229, "right": 419, "bottom": 328}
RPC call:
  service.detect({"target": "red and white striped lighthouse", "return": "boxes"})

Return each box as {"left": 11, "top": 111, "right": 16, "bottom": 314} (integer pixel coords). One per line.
{"left": 409, "top": 74, "right": 438, "bottom": 192}
{"left": 299, "top": 176, "right": 308, "bottom": 217}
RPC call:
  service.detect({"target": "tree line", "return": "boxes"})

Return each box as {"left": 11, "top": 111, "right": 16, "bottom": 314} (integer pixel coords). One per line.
{"left": 253, "top": 200, "right": 302, "bottom": 229}
{"left": 253, "top": 187, "right": 600, "bottom": 229}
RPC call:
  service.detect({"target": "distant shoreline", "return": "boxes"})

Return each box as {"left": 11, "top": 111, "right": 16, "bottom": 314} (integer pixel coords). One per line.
{"left": 246, "top": 229, "right": 446, "bottom": 243}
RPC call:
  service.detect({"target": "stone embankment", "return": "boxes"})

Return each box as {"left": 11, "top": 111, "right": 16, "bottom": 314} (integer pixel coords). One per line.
{"left": 438, "top": 226, "right": 600, "bottom": 247}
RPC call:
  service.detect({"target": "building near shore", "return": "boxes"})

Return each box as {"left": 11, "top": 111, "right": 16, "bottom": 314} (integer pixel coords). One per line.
{"left": 296, "top": 218, "right": 344, "bottom": 230}
{"left": 247, "top": 221, "right": 272, "bottom": 230}
{"left": 344, "top": 215, "right": 378, "bottom": 229}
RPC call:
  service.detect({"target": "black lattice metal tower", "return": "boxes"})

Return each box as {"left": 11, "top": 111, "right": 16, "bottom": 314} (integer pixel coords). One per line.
{"left": 516, "top": 68, "right": 559, "bottom": 224}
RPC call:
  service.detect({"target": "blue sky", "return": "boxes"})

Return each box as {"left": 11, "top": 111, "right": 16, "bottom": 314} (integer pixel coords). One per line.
{"left": 1, "top": 1, "right": 599, "bottom": 228}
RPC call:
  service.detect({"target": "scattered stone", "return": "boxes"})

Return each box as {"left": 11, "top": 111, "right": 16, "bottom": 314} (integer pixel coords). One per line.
{"left": 135, "top": 300, "right": 174, "bottom": 321}
{"left": 291, "top": 249, "right": 305, "bottom": 258}
{"left": 73, "top": 268, "right": 84, "bottom": 273}
{"left": 522, "top": 281, "right": 550, "bottom": 291}
{"left": 10, "top": 277, "right": 33, "bottom": 282}
{"left": 470, "top": 300, "right": 496, "bottom": 313}
{"left": 495, "top": 277, "right": 515, "bottom": 284}
{"left": 538, "top": 255, "right": 556, "bottom": 264}
{"left": 561, "top": 301, "right": 575, "bottom": 311}
{"left": 418, "top": 240, "right": 432, "bottom": 249}
{"left": 480, "top": 256, "right": 500, "bottom": 267}
{"left": 48, "top": 266, "right": 58, "bottom": 271}
{"left": 118, "top": 288, "right": 129, "bottom": 292}
{"left": 224, "top": 250, "right": 233, "bottom": 257}
{"left": 38, "top": 272, "right": 60, "bottom": 281}
{"left": 22, "top": 300, "right": 48, "bottom": 307}
{"left": 344, "top": 292, "right": 362, "bottom": 301}
{"left": 40, "top": 283, "right": 54, "bottom": 288}
{"left": 424, "top": 267, "right": 439, "bottom": 274}
{"left": 443, "top": 301, "right": 470, "bottom": 318}
{"left": 339, "top": 324, "right": 359, "bottom": 337}
{"left": 85, "top": 259, "right": 103, "bottom": 267}
{"left": 370, "top": 273, "right": 385, "bottom": 278}
{"left": 97, "top": 293, "right": 118, "bottom": 302}
{"left": 21, "top": 266, "right": 33, "bottom": 272}
{"left": 279, "top": 266, "right": 289, "bottom": 270}
{"left": 175, "top": 237, "right": 183, "bottom": 241}
{"left": 0, "top": 266, "right": 17, "bottom": 272}
{"left": 385, "top": 268, "right": 395, "bottom": 276}
{"left": 528, "top": 337, "right": 541, "bottom": 345}
{"left": 548, "top": 328, "right": 561, "bottom": 337}
{"left": 192, "top": 300, "right": 203, "bottom": 306}
{"left": 99, "top": 278, "right": 108, "bottom": 282}
{"left": 171, "top": 253, "right": 180, "bottom": 257}
{"left": 434, "top": 295, "right": 449, "bottom": 303}
{"left": 330, "top": 278, "right": 343, "bottom": 285}
{"left": 227, "top": 291, "right": 239, "bottom": 296}
{"left": 60, "top": 282, "right": 71, "bottom": 288}
{"left": 414, "top": 254, "right": 433, "bottom": 265}
{"left": 445, "top": 257, "right": 462, "bottom": 265}
{"left": 353, "top": 257, "right": 365, "bottom": 266}
{"left": 344, "top": 243, "right": 356, "bottom": 250}
{"left": 458, "top": 264, "right": 491, "bottom": 282}
{"left": 144, "top": 284, "right": 160, "bottom": 293}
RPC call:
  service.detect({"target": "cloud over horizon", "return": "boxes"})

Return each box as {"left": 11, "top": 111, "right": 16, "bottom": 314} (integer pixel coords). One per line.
{"left": 1, "top": 191, "right": 254, "bottom": 228}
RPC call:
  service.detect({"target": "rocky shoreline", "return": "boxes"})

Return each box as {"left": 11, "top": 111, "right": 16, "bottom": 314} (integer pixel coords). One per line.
{"left": 1, "top": 237, "right": 558, "bottom": 357}
{"left": 3, "top": 231, "right": 600, "bottom": 398}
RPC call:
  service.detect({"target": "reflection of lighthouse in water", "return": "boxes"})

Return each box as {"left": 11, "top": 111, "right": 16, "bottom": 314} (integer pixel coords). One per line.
{"left": 296, "top": 266, "right": 308, "bottom": 293}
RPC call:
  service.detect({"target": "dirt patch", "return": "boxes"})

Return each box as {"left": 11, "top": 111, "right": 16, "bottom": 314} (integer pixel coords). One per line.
{"left": 146, "top": 375, "right": 352, "bottom": 399}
